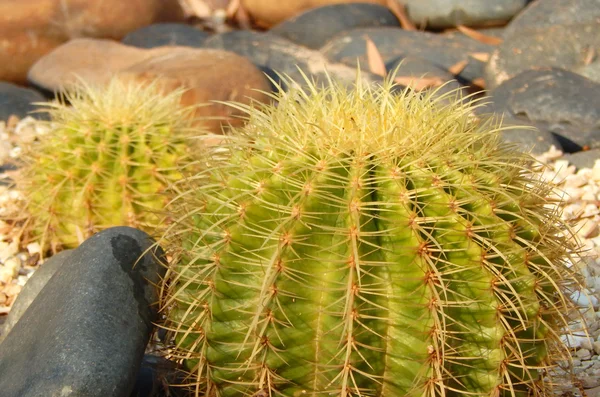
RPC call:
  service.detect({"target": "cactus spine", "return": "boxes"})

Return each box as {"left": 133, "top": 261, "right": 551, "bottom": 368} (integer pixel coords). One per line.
{"left": 160, "top": 74, "right": 582, "bottom": 397}
{"left": 15, "top": 78, "right": 198, "bottom": 252}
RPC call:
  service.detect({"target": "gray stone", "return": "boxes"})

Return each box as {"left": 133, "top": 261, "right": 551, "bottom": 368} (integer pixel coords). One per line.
{"left": 270, "top": 3, "right": 400, "bottom": 49}
{"left": 122, "top": 23, "right": 210, "bottom": 49}
{"left": 493, "top": 117, "right": 563, "bottom": 155}
{"left": 576, "top": 61, "right": 600, "bottom": 84}
{"left": 0, "top": 82, "right": 48, "bottom": 121}
{"left": 399, "top": 0, "right": 528, "bottom": 29}
{"left": 202, "top": 30, "right": 381, "bottom": 91}
{"left": 502, "top": 0, "right": 600, "bottom": 39}
{"left": 0, "top": 250, "right": 73, "bottom": 344}
{"left": 594, "top": 341, "right": 600, "bottom": 355}
{"left": 582, "top": 371, "right": 600, "bottom": 389}
{"left": 582, "top": 338, "right": 596, "bottom": 351}
{"left": 588, "top": 385, "right": 600, "bottom": 397}
{"left": 320, "top": 27, "right": 491, "bottom": 85}
{"left": 485, "top": 23, "right": 600, "bottom": 89}
{"left": 563, "top": 149, "right": 600, "bottom": 170}
{"left": 576, "top": 348, "right": 593, "bottom": 360}
{"left": 485, "top": 68, "right": 600, "bottom": 152}
{"left": 0, "top": 226, "right": 166, "bottom": 397}
{"left": 485, "top": 0, "right": 600, "bottom": 88}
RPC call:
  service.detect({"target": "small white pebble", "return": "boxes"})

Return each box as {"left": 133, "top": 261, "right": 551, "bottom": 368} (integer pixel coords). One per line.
{"left": 563, "top": 186, "right": 584, "bottom": 202}
{"left": 0, "top": 265, "right": 15, "bottom": 284}
{"left": 562, "top": 204, "right": 583, "bottom": 221}
{"left": 562, "top": 334, "right": 595, "bottom": 349}
{"left": 576, "top": 219, "right": 600, "bottom": 239}
{"left": 26, "top": 242, "right": 41, "bottom": 256}
{"left": 592, "top": 160, "right": 600, "bottom": 182}
{"left": 565, "top": 173, "right": 589, "bottom": 188}
{"left": 583, "top": 192, "right": 597, "bottom": 201}
{"left": 3, "top": 256, "right": 20, "bottom": 273}
{"left": 556, "top": 160, "right": 574, "bottom": 170}
{"left": 583, "top": 204, "right": 600, "bottom": 218}
{"left": 0, "top": 241, "right": 19, "bottom": 262}
{"left": 571, "top": 289, "right": 600, "bottom": 309}
{"left": 9, "top": 146, "right": 21, "bottom": 158}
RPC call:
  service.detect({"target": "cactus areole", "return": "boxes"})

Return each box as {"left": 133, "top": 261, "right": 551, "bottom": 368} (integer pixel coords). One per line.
{"left": 15, "top": 78, "right": 196, "bottom": 253}
{"left": 161, "top": 73, "right": 581, "bottom": 397}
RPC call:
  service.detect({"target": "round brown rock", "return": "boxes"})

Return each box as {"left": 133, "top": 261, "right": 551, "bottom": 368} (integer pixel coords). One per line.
{"left": 28, "top": 38, "right": 271, "bottom": 133}
{"left": 118, "top": 48, "right": 272, "bottom": 133}
{"left": 0, "top": 0, "right": 184, "bottom": 84}
{"left": 241, "top": 0, "right": 387, "bottom": 27}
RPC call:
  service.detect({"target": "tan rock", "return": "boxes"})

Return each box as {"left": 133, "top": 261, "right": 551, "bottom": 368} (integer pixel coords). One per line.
{"left": 0, "top": 33, "right": 66, "bottom": 85}
{"left": 0, "top": 0, "right": 184, "bottom": 84}
{"left": 29, "top": 39, "right": 272, "bottom": 133}
{"left": 241, "top": 0, "right": 388, "bottom": 27}
{"left": 119, "top": 48, "right": 272, "bottom": 132}
{"left": 28, "top": 39, "right": 170, "bottom": 91}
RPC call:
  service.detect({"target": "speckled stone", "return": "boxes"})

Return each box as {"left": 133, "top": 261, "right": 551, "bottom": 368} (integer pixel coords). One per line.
{"left": 400, "top": 0, "right": 528, "bottom": 28}
{"left": 270, "top": 3, "right": 399, "bottom": 49}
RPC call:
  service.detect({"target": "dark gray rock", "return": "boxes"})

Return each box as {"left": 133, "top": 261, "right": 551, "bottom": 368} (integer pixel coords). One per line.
{"left": 0, "top": 250, "right": 73, "bottom": 344}
{"left": 484, "top": 68, "right": 600, "bottom": 152}
{"left": 202, "top": 30, "right": 380, "bottom": 91}
{"left": 493, "top": 117, "right": 563, "bottom": 155}
{"left": 130, "top": 355, "right": 186, "bottom": 397}
{"left": 485, "top": 24, "right": 600, "bottom": 89}
{"left": 0, "top": 81, "right": 48, "bottom": 121}
{"left": 320, "top": 27, "right": 491, "bottom": 85}
{"left": 122, "top": 23, "right": 210, "bottom": 49}
{"left": 399, "top": 0, "right": 528, "bottom": 29}
{"left": 563, "top": 149, "right": 600, "bottom": 170}
{"left": 485, "top": 0, "right": 600, "bottom": 88}
{"left": 502, "top": 0, "right": 600, "bottom": 38}
{"left": 576, "top": 61, "right": 600, "bottom": 84}
{"left": 0, "top": 227, "right": 166, "bottom": 397}
{"left": 270, "top": 3, "right": 399, "bottom": 49}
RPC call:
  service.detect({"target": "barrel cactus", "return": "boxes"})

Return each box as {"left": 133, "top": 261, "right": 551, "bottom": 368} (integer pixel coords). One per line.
{"left": 160, "top": 73, "right": 583, "bottom": 397}
{"left": 14, "top": 78, "right": 198, "bottom": 253}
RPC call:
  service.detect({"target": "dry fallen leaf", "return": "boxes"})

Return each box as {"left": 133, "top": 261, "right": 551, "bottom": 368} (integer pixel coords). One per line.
{"left": 178, "top": 0, "right": 213, "bottom": 18}
{"left": 225, "top": 0, "right": 240, "bottom": 18}
{"left": 386, "top": 0, "right": 417, "bottom": 31}
{"left": 448, "top": 59, "right": 468, "bottom": 75}
{"left": 394, "top": 76, "right": 444, "bottom": 91}
{"left": 457, "top": 25, "right": 503, "bottom": 45}
{"left": 468, "top": 52, "right": 490, "bottom": 62}
{"left": 365, "top": 37, "right": 387, "bottom": 77}
{"left": 224, "top": 0, "right": 252, "bottom": 28}
{"left": 471, "top": 78, "right": 486, "bottom": 88}
{"left": 584, "top": 47, "right": 596, "bottom": 65}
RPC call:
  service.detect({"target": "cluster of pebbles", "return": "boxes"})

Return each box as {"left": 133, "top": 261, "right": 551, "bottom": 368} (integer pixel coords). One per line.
{"left": 0, "top": 116, "right": 50, "bottom": 314}
{"left": 0, "top": 115, "right": 599, "bottom": 394}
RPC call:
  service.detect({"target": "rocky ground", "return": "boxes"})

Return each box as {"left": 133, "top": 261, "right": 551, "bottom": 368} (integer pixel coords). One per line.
{"left": 0, "top": 0, "right": 599, "bottom": 396}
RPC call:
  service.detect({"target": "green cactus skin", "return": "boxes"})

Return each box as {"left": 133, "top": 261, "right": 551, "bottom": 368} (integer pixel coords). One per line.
{"left": 15, "top": 78, "right": 198, "bottom": 253}
{"left": 160, "top": 74, "right": 582, "bottom": 397}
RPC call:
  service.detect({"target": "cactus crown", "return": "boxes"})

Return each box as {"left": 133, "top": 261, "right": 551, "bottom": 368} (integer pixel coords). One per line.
{"left": 14, "top": 78, "right": 198, "bottom": 253}
{"left": 160, "top": 72, "right": 583, "bottom": 397}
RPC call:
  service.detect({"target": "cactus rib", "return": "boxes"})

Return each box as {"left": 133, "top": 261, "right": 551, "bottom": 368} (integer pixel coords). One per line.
{"left": 160, "top": 72, "right": 583, "bottom": 397}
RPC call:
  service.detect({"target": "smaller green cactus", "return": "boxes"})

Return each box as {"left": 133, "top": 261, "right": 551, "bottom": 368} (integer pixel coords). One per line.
{"left": 14, "top": 78, "right": 199, "bottom": 253}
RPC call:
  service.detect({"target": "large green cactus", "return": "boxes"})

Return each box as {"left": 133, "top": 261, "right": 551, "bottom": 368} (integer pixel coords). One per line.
{"left": 160, "top": 74, "right": 582, "bottom": 397}
{"left": 14, "top": 78, "right": 198, "bottom": 253}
